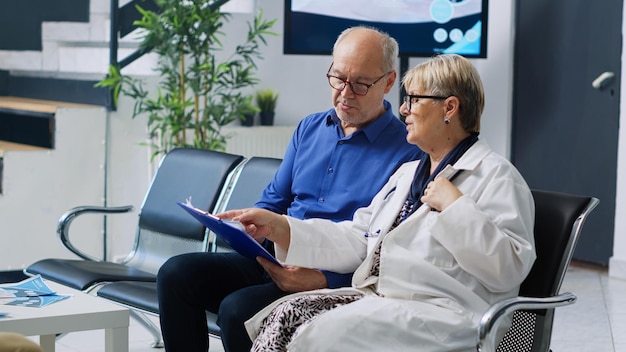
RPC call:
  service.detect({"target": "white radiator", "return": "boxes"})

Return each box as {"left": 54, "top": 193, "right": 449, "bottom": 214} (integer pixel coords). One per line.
{"left": 223, "top": 126, "right": 294, "bottom": 159}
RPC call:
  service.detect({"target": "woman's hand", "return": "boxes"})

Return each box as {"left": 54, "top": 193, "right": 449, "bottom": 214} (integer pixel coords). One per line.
{"left": 217, "top": 208, "right": 291, "bottom": 249}
{"left": 421, "top": 177, "right": 462, "bottom": 212}
{"left": 257, "top": 257, "right": 328, "bottom": 293}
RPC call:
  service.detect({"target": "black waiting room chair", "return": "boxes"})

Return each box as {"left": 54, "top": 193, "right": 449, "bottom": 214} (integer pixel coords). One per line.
{"left": 95, "top": 156, "right": 283, "bottom": 345}
{"left": 24, "top": 148, "right": 244, "bottom": 346}
{"left": 476, "top": 189, "right": 599, "bottom": 352}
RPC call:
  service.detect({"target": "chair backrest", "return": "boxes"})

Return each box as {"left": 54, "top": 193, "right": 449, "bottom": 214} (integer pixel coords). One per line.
{"left": 126, "top": 148, "right": 244, "bottom": 274}
{"left": 209, "top": 156, "right": 283, "bottom": 252}
{"left": 495, "top": 189, "right": 599, "bottom": 352}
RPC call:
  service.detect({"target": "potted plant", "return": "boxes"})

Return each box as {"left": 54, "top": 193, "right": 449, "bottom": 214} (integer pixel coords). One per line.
{"left": 239, "top": 96, "right": 259, "bottom": 127}
{"left": 255, "top": 88, "right": 279, "bottom": 126}
{"left": 96, "top": 0, "right": 276, "bottom": 158}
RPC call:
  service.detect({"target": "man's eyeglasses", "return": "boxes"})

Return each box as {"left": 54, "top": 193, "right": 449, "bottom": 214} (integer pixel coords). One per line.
{"left": 326, "top": 63, "right": 388, "bottom": 96}
{"left": 403, "top": 94, "right": 449, "bottom": 111}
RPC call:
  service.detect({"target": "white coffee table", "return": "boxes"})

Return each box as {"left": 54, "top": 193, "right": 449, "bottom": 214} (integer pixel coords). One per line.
{"left": 0, "top": 281, "right": 129, "bottom": 352}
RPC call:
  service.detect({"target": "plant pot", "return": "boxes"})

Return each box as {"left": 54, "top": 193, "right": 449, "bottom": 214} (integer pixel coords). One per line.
{"left": 241, "top": 113, "right": 255, "bottom": 127}
{"left": 260, "top": 112, "right": 275, "bottom": 126}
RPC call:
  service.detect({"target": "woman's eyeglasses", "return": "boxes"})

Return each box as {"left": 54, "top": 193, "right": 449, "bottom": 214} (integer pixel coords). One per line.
{"left": 403, "top": 94, "right": 449, "bottom": 110}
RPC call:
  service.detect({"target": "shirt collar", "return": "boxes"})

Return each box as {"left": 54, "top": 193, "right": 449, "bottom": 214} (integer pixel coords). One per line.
{"left": 325, "top": 100, "right": 398, "bottom": 142}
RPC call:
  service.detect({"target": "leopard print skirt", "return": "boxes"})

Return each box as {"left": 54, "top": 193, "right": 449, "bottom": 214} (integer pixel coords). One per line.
{"left": 251, "top": 293, "right": 364, "bottom": 351}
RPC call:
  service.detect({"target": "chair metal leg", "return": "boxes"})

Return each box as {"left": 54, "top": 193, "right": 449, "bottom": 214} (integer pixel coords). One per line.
{"left": 129, "top": 310, "right": 164, "bottom": 348}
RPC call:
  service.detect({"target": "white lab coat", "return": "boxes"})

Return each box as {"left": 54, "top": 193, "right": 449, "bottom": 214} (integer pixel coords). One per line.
{"left": 245, "top": 140, "right": 536, "bottom": 352}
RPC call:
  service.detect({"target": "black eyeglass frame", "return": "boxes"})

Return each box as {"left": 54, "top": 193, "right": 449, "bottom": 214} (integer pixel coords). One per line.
{"left": 325, "top": 63, "right": 389, "bottom": 96}
{"left": 403, "top": 94, "right": 449, "bottom": 111}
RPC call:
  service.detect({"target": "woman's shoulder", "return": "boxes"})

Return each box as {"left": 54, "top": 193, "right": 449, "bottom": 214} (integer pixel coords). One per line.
{"left": 479, "top": 149, "right": 529, "bottom": 187}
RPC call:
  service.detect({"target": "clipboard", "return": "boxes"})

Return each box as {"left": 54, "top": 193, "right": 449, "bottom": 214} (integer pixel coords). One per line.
{"left": 177, "top": 202, "right": 282, "bottom": 266}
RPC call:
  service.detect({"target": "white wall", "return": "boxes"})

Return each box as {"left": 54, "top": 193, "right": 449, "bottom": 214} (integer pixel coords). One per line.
{"left": 609, "top": 2, "right": 626, "bottom": 280}
{"left": 0, "top": 105, "right": 107, "bottom": 270}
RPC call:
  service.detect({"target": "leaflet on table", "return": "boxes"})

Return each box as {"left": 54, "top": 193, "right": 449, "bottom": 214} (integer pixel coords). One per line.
{"left": 178, "top": 199, "right": 282, "bottom": 267}
{"left": 0, "top": 275, "right": 71, "bottom": 307}
{"left": 0, "top": 275, "right": 55, "bottom": 297}
{"left": 0, "top": 294, "right": 71, "bottom": 308}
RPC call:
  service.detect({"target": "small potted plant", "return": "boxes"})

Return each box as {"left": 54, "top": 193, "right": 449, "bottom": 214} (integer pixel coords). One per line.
{"left": 238, "top": 97, "right": 260, "bottom": 127}
{"left": 255, "top": 88, "right": 279, "bottom": 126}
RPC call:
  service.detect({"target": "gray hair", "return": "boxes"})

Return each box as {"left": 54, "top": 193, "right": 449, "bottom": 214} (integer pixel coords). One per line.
{"left": 333, "top": 26, "right": 398, "bottom": 73}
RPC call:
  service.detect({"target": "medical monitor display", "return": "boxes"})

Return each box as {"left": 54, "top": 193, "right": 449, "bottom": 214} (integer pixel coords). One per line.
{"left": 284, "top": 0, "right": 488, "bottom": 58}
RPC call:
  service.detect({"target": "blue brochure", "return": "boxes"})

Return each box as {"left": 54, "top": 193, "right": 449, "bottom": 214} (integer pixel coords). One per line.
{"left": 0, "top": 275, "right": 71, "bottom": 308}
{"left": 177, "top": 202, "right": 282, "bottom": 266}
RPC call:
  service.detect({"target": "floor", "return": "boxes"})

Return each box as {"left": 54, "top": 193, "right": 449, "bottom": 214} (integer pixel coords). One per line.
{"left": 17, "top": 261, "right": 626, "bottom": 351}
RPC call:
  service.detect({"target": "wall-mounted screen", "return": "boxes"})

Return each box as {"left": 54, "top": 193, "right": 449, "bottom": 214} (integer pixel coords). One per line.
{"left": 284, "top": 0, "right": 488, "bottom": 58}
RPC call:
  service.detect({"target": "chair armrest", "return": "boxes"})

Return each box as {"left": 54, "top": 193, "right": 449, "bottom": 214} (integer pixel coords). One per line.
{"left": 57, "top": 205, "right": 134, "bottom": 261}
{"left": 476, "top": 292, "right": 576, "bottom": 352}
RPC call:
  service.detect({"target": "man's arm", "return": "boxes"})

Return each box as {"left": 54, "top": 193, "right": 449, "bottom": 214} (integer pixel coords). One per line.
{"left": 254, "top": 123, "right": 300, "bottom": 214}
{"left": 257, "top": 258, "right": 352, "bottom": 292}
{"left": 320, "top": 270, "right": 353, "bottom": 289}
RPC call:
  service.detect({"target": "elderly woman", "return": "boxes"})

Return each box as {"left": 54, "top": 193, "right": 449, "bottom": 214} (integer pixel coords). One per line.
{"left": 219, "top": 54, "right": 536, "bottom": 351}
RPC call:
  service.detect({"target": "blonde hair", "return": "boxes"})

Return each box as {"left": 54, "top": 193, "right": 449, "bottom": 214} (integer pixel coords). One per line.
{"left": 403, "top": 54, "right": 484, "bottom": 133}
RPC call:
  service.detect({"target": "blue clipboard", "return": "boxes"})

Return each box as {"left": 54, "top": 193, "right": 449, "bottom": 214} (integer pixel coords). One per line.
{"left": 177, "top": 202, "right": 281, "bottom": 266}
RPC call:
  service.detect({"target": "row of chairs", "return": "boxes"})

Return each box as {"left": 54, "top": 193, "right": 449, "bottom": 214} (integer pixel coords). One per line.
{"left": 22, "top": 147, "right": 600, "bottom": 351}
{"left": 25, "top": 148, "right": 283, "bottom": 347}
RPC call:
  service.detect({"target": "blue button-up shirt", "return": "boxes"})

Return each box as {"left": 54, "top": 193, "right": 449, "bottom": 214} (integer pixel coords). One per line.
{"left": 256, "top": 100, "right": 423, "bottom": 287}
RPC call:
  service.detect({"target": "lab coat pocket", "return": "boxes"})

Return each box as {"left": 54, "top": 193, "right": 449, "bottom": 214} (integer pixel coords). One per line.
{"left": 416, "top": 301, "right": 475, "bottom": 345}
{"left": 424, "top": 241, "right": 455, "bottom": 268}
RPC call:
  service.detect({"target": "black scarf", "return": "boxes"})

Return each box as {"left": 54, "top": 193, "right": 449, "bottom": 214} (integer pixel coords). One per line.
{"left": 408, "top": 133, "right": 479, "bottom": 206}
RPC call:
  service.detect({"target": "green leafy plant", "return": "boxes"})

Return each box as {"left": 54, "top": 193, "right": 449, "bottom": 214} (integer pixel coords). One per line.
{"left": 239, "top": 95, "right": 260, "bottom": 115}
{"left": 238, "top": 95, "right": 259, "bottom": 125}
{"left": 255, "top": 88, "right": 279, "bottom": 113}
{"left": 254, "top": 88, "right": 278, "bottom": 112}
{"left": 96, "top": 0, "right": 276, "bottom": 158}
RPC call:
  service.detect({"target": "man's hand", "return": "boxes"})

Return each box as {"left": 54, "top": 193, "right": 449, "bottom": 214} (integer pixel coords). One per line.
{"left": 218, "top": 208, "right": 291, "bottom": 249}
{"left": 257, "top": 257, "right": 328, "bottom": 293}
